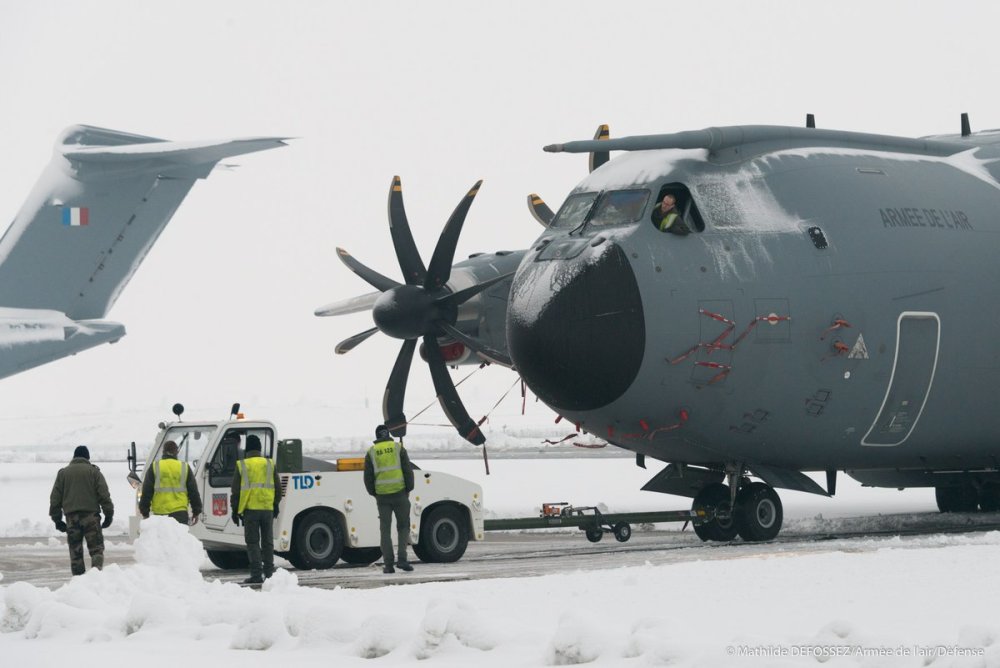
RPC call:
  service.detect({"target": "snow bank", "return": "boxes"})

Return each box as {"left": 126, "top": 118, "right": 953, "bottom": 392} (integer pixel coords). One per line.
{"left": 4, "top": 534, "right": 1000, "bottom": 666}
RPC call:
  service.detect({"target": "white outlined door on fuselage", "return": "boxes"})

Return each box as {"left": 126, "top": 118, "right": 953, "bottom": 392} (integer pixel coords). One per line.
{"left": 861, "top": 312, "right": 940, "bottom": 447}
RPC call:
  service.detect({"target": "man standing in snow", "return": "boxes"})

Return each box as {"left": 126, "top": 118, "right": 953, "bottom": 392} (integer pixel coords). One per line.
{"left": 139, "top": 440, "right": 203, "bottom": 525}
{"left": 230, "top": 434, "right": 282, "bottom": 584}
{"left": 364, "top": 424, "right": 415, "bottom": 574}
{"left": 49, "top": 445, "right": 114, "bottom": 575}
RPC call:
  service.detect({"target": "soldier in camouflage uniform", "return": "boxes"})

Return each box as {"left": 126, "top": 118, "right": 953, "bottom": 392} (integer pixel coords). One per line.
{"left": 49, "top": 445, "right": 114, "bottom": 575}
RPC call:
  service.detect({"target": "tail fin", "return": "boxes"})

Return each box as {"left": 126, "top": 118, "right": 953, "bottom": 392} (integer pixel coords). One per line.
{"left": 0, "top": 125, "right": 286, "bottom": 320}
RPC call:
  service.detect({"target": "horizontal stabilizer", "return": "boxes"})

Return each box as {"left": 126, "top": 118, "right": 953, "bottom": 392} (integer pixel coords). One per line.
{"left": 0, "top": 307, "right": 125, "bottom": 380}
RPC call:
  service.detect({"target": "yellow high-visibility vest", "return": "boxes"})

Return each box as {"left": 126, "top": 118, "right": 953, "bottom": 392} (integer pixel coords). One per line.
{"left": 237, "top": 456, "right": 275, "bottom": 513}
{"left": 659, "top": 211, "right": 679, "bottom": 232}
{"left": 368, "top": 439, "right": 405, "bottom": 495}
{"left": 151, "top": 458, "right": 189, "bottom": 515}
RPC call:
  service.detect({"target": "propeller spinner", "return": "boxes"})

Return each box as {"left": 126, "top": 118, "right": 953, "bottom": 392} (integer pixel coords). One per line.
{"left": 325, "top": 176, "right": 513, "bottom": 445}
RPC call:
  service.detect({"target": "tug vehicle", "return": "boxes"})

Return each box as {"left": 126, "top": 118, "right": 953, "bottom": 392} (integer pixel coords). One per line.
{"left": 127, "top": 404, "right": 484, "bottom": 569}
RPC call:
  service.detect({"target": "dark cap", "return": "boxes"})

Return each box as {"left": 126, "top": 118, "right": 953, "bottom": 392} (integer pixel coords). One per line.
{"left": 73, "top": 445, "right": 90, "bottom": 460}
{"left": 375, "top": 424, "right": 391, "bottom": 441}
{"left": 246, "top": 434, "right": 262, "bottom": 452}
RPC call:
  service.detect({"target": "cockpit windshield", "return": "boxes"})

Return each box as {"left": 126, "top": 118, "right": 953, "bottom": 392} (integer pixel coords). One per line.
{"left": 589, "top": 189, "right": 650, "bottom": 227}
{"left": 551, "top": 189, "right": 651, "bottom": 230}
{"left": 551, "top": 192, "right": 598, "bottom": 229}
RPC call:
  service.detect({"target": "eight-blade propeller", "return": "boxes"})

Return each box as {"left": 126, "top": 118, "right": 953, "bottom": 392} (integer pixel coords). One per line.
{"left": 329, "top": 176, "right": 513, "bottom": 445}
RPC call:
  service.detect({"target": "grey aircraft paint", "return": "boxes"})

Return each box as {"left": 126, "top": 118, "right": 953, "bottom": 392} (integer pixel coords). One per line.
{"left": 0, "top": 125, "right": 285, "bottom": 380}
{"left": 323, "top": 119, "right": 1000, "bottom": 539}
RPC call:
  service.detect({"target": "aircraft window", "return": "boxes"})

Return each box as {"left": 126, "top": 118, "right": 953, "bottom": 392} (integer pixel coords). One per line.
{"left": 653, "top": 183, "right": 705, "bottom": 233}
{"left": 551, "top": 192, "right": 598, "bottom": 229}
{"left": 589, "top": 189, "right": 650, "bottom": 227}
{"left": 207, "top": 427, "right": 275, "bottom": 488}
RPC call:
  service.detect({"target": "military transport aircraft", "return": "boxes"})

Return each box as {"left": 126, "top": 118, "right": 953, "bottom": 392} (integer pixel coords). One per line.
{"left": 0, "top": 125, "right": 284, "bottom": 380}
{"left": 318, "top": 114, "right": 1000, "bottom": 542}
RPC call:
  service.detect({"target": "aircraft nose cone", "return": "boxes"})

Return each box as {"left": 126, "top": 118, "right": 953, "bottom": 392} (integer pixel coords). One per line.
{"left": 507, "top": 243, "right": 645, "bottom": 412}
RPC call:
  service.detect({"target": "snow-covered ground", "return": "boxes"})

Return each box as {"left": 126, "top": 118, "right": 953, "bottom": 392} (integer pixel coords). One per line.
{"left": 5, "top": 454, "right": 1000, "bottom": 666}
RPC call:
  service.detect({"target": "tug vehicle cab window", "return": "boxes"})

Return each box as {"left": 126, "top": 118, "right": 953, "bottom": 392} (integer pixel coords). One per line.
{"left": 651, "top": 183, "right": 704, "bottom": 233}
{"left": 154, "top": 425, "right": 218, "bottom": 471}
{"left": 207, "top": 427, "right": 275, "bottom": 488}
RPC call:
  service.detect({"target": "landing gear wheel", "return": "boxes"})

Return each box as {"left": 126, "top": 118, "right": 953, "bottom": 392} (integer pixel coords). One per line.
{"left": 416, "top": 505, "right": 469, "bottom": 563}
{"left": 613, "top": 522, "right": 632, "bottom": 543}
{"left": 206, "top": 549, "right": 249, "bottom": 570}
{"left": 691, "top": 482, "right": 739, "bottom": 542}
{"left": 339, "top": 546, "right": 382, "bottom": 565}
{"left": 979, "top": 484, "right": 1000, "bottom": 512}
{"left": 291, "top": 510, "right": 345, "bottom": 569}
{"left": 735, "top": 482, "right": 783, "bottom": 542}
{"left": 936, "top": 484, "right": 979, "bottom": 513}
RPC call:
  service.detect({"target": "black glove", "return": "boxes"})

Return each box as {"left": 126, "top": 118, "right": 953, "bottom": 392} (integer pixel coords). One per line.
{"left": 232, "top": 510, "right": 241, "bottom": 526}
{"left": 101, "top": 513, "right": 113, "bottom": 529}
{"left": 273, "top": 506, "right": 280, "bottom": 519}
{"left": 54, "top": 518, "right": 67, "bottom": 533}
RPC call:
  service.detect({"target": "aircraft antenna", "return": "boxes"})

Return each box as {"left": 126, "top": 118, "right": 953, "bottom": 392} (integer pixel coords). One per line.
{"left": 961, "top": 112, "right": 972, "bottom": 137}
{"left": 806, "top": 114, "right": 816, "bottom": 129}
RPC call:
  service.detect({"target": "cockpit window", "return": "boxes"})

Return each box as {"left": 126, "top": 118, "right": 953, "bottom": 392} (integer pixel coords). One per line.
{"left": 589, "top": 189, "right": 650, "bottom": 227}
{"left": 551, "top": 192, "right": 598, "bottom": 229}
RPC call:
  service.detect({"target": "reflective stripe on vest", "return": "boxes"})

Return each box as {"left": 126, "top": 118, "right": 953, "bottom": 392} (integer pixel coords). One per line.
{"left": 658, "top": 211, "right": 678, "bottom": 232}
{"left": 368, "top": 439, "right": 405, "bottom": 495}
{"left": 237, "top": 456, "right": 275, "bottom": 513}
{"left": 150, "top": 458, "right": 189, "bottom": 515}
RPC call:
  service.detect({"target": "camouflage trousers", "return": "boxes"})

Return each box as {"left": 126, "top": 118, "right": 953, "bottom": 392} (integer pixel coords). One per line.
{"left": 66, "top": 511, "right": 104, "bottom": 575}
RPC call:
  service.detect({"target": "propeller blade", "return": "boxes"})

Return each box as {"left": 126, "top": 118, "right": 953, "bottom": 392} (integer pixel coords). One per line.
{"left": 423, "top": 334, "right": 486, "bottom": 445}
{"left": 335, "top": 327, "right": 379, "bottom": 355}
{"left": 382, "top": 338, "right": 417, "bottom": 437}
{"left": 387, "top": 176, "right": 427, "bottom": 286}
{"left": 437, "top": 271, "right": 515, "bottom": 307}
{"left": 527, "top": 193, "right": 554, "bottom": 227}
{"left": 314, "top": 291, "right": 381, "bottom": 317}
{"left": 336, "top": 247, "right": 400, "bottom": 292}
{"left": 588, "top": 123, "right": 611, "bottom": 173}
{"left": 425, "top": 180, "right": 483, "bottom": 290}
{"left": 437, "top": 321, "right": 513, "bottom": 367}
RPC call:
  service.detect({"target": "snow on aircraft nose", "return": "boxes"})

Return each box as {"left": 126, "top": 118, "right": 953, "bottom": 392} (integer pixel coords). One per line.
{"left": 507, "top": 241, "right": 644, "bottom": 412}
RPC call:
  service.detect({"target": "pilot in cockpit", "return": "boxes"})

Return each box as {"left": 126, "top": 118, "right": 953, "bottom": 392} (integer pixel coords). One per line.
{"left": 652, "top": 193, "right": 691, "bottom": 236}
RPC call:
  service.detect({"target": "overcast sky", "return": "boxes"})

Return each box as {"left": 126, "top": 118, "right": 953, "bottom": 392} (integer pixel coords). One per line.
{"left": 0, "top": 0, "right": 997, "bottom": 442}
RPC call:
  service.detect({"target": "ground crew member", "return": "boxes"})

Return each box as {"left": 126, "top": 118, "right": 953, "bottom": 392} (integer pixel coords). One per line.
{"left": 138, "top": 440, "right": 203, "bottom": 524}
{"left": 651, "top": 193, "right": 691, "bottom": 235}
{"left": 48, "top": 445, "right": 114, "bottom": 576}
{"left": 364, "top": 424, "right": 415, "bottom": 574}
{"left": 230, "top": 434, "right": 282, "bottom": 584}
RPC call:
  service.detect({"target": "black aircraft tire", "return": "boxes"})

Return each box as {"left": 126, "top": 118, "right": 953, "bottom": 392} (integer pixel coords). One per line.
{"left": 417, "top": 505, "right": 469, "bottom": 563}
{"left": 585, "top": 527, "right": 603, "bottom": 543}
{"left": 411, "top": 543, "right": 430, "bottom": 563}
{"left": 292, "top": 509, "right": 345, "bottom": 570}
{"left": 613, "top": 522, "right": 632, "bottom": 543}
{"left": 735, "top": 482, "right": 783, "bottom": 542}
{"left": 691, "top": 483, "right": 739, "bottom": 542}
{"left": 206, "top": 549, "right": 250, "bottom": 570}
{"left": 339, "top": 546, "right": 382, "bottom": 565}
{"left": 936, "top": 485, "right": 979, "bottom": 513}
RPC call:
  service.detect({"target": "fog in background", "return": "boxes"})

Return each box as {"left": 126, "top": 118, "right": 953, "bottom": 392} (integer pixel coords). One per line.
{"left": 0, "top": 0, "right": 996, "bottom": 446}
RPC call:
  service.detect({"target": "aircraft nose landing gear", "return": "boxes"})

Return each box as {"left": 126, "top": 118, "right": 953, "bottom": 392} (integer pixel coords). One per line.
{"left": 691, "top": 476, "right": 784, "bottom": 542}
